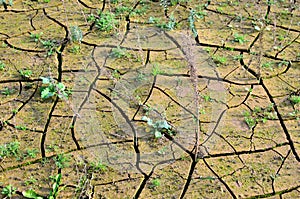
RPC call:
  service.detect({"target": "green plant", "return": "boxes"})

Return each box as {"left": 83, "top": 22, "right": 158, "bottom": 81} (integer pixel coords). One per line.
{"left": 46, "top": 144, "right": 59, "bottom": 152}
{"left": 290, "top": 95, "right": 300, "bottom": 104}
{"left": 19, "top": 69, "right": 32, "bottom": 78}
{"left": 243, "top": 111, "right": 256, "bottom": 129}
{"left": 151, "top": 64, "right": 162, "bottom": 76}
{"left": 0, "top": 0, "right": 13, "bottom": 7}
{"left": 30, "top": 32, "right": 43, "bottom": 43}
{"left": 111, "top": 69, "right": 121, "bottom": 80}
{"left": 22, "top": 189, "right": 43, "bottom": 199}
{"left": 53, "top": 154, "right": 70, "bottom": 169}
{"left": 115, "top": 6, "right": 131, "bottom": 16}
{"left": 232, "top": 33, "right": 247, "bottom": 44}
{"left": 202, "top": 94, "right": 212, "bottom": 102}
{"left": 87, "top": 14, "right": 96, "bottom": 22}
{"left": 110, "top": 46, "right": 131, "bottom": 59}
{"left": 141, "top": 116, "right": 172, "bottom": 138}
{"left": 149, "top": 178, "right": 161, "bottom": 189}
{"left": 0, "top": 61, "right": 5, "bottom": 70}
{"left": 48, "top": 174, "right": 63, "bottom": 199}
{"left": 70, "top": 26, "right": 83, "bottom": 43}
{"left": 1, "top": 185, "right": 16, "bottom": 197}
{"left": 40, "top": 77, "right": 69, "bottom": 100}
{"left": 69, "top": 45, "right": 80, "bottom": 54}
{"left": 160, "top": 0, "right": 170, "bottom": 11}
{"left": 188, "top": 9, "right": 198, "bottom": 37}
{"left": 23, "top": 174, "right": 64, "bottom": 199}
{"left": 40, "top": 39, "right": 57, "bottom": 56}
{"left": 95, "top": 11, "right": 118, "bottom": 32}
{"left": 233, "top": 54, "right": 243, "bottom": 61}
{"left": 212, "top": 55, "right": 227, "bottom": 66}
{"left": 148, "top": 16, "right": 160, "bottom": 24}
{"left": 24, "top": 177, "right": 37, "bottom": 186}
{"left": 0, "top": 141, "right": 20, "bottom": 158}
{"left": 15, "top": 125, "right": 27, "bottom": 130}
{"left": 1, "top": 87, "right": 15, "bottom": 96}
{"left": 262, "top": 61, "right": 274, "bottom": 70}
{"left": 204, "top": 47, "right": 211, "bottom": 53}
{"left": 157, "top": 14, "right": 177, "bottom": 30}
{"left": 89, "top": 161, "right": 107, "bottom": 173}
{"left": 278, "top": 60, "right": 289, "bottom": 67}
{"left": 24, "top": 148, "right": 38, "bottom": 158}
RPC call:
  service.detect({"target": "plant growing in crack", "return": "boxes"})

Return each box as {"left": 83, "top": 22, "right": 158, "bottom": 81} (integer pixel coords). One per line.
{"left": 141, "top": 116, "right": 173, "bottom": 138}
{"left": 70, "top": 25, "right": 83, "bottom": 43}
{"left": 243, "top": 111, "right": 256, "bottom": 129}
{"left": 1, "top": 184, "right": 16, "bottom": 198}
{"left": 53, "top": 154, "right": 71, "bottom": 169}
{"left": 40, "top": 77, "right": 70, "bottom": 100}
{"left": 0, "top": 0, "right": 13, "bottom": 8}
{"left": 22, "top": 174, "right": 65, "bottom": 199}
{"left": 19, "top": 69, "right": 32, "bottom": 78}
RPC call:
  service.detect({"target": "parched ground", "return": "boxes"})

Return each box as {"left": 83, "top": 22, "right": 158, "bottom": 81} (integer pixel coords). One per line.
{"left": 0, "top": 0, "right": 299, "bottom": 198}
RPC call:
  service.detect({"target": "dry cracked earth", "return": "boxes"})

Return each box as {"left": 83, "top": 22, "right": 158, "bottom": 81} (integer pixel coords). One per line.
{"left": 0, "top": 0, "right": 299, "bottom": 198}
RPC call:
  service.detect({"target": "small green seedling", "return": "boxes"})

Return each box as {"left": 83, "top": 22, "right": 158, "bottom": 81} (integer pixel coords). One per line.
{"left": 1, "top": 87, "right": 15, "bottom": 96}
{"left": 233, "top": 54, "right": 243, "bottom": 61}
{"left": 142, "top": 116, "right": 172, "bottom": 138}
{"left": 262, "top": 61, "right": 274, "bottom": 70}
{"left": 24, "top": 148, "right": 38, "bottom": 158}
{"left": 0, "top": 141, "right": 20, "bottom": 158}
{"left": 70, "top": 26, "right": 83, "bottom": 43}
{"left": 15, "top": 125, "right": 27, "bottom": 130}
{"left": 40, "top": 77, "right": 70, "bottom": 100}
{"left": 0, "top": 0, "right": 13, "bottom": 8}
{"left": 30, "top": 32, "right": 43, "bottom": 43}
{"left": 24, "top": 177, "right": 37, "bottom": 186}
{"left": 157, "top": 14, "right": 177, "bottom": 30}
{"left": 151, "top": 64, "right": 162, "bottom": 76}
{"left": 148, "top": 16, "right": 160, "bottom": 24}
{"left": 95, "top": 11, "right": 118, "bottom": 32}
{"left": 23, "top": 174, "right": 64, "bottom": 199}
{"left": 69, "top": 45, "right": 80, "bottom": 54}
{"left": 232, "top": 33, "right": 247, "bottom": 44}
{"left": 53, "top": 154, "right": 71, "bottom": 169}
{"left": 202, "top": 94, "right": 211, "bottom": 102}
{"left": 19, "top": 69, "right": 32, "bottom": 78}
{"left": 111, "top": 46, "right": 131, "bottom": 59}
{"left": 0, "top": 61, "right": 5, "bottom": 70}
{"left": 48, "top": 174, "right": 63, "bottom": 199}
{"left": 111, "top": 69, "right": 121, "bottom": 80}
{"left": 22, "top": 189, "right": 43, "bottom": 199}
{"left": 212, "top": 55, "right": 227, "bottom": 66}
{"left": 40, "top": 39, "right": 56, "bottom": 56}
{"left": 149, "top": 178, "right": 161, "bottom": 189}
{"left": 290, "top": 95, "right": 300, "bottom": 104}
{"left": 1, "top": 185, "right": 16, "bottom": 197}
{"left": 89, "top": 161, "right": 107, "bottom": 173}
{"left": 243, "top": 111, "right": 256, "bottom": 129}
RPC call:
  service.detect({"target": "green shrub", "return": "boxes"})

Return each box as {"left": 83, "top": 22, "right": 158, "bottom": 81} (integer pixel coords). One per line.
{"left": 95, "top": 12, "right": 118, "bottom": 32}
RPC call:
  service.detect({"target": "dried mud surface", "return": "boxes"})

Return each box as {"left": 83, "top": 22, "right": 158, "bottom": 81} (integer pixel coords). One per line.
{"left": 0, "top": 0, "right": 299, "bottom": 198}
